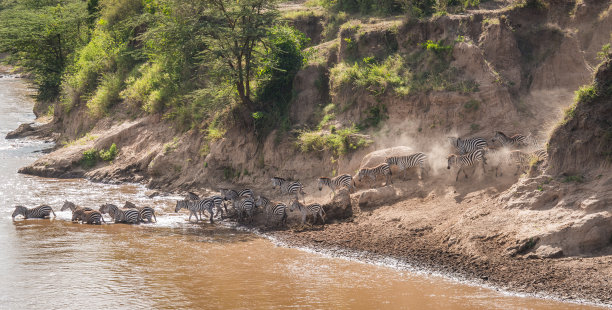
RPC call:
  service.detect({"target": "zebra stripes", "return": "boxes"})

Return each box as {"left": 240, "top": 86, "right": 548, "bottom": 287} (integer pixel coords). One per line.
{"left": 267, "top": 203, "right": 288, "bottom": 227}
{"left": 99, "top": 203, "right": 140, "bottom": 224}
{"left": 72, "top": 208, "right": 104, "bottom": 225}
{"left": 61, "top": 201, "right": 93, "bottom": 212}
{"left": 233, "top": 197, "right": 255, "bottom": 224}
{"left": 175, "top": 199, "right": 215, "bottom": 223}
{"left": 357, "top": 163, "right": 392, "bottom": 186}
{"left": 492, "top": 131, "right": 527, "bottom": 147}
{"left": 448, "top": 137, "right": 488, "bottom": 155}
{"left": 385, "top": 152, "right": 427, "bottom": 179}
{"left": 289, "top": 200, "right": 326, "bottom": 225}
{"left": 238, "top": 189, "right": 254, "bottom": 198}
{"left": 318, "top": 174, "right": 355, "bottom": 195}
{"left": 271, "top": 177, "right": 306, "bottom": 203}
{"left": 220, "top": 189, "right": 239, "bottom": 201}
{"left": 12, "top": 205, "right": 56, "bottom": 220}
{"left": 123, "top": 201, "right": 157, "bottom": 223}
{"left": 447, "top": 149, "right": 487, "bottom": 181}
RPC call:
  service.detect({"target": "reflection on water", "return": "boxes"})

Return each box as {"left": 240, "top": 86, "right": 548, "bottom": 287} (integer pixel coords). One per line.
{"left": 0, "top": 77, "right": 602, "bottom": 309}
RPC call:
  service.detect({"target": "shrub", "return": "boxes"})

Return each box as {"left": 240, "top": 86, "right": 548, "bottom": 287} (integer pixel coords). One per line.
{"left": 330, "top": 55, "right": 409, "bottom": 97}
{"left": 574, "top": 84, "right": 598, "bottom": 104}
{"left": 81, "top": 148, "right": 99, "bottom": 168}
{"left": 99, "top": 143, "right": 118, "bottom": 161}
{"left": 562, "top": 175, "right": 584, "bottom": 183}
{"left": 297, "top": 125, "right": 372, "bottom": 156}
{"left": 87, "top": 73, "right": 123, "bottom": 117}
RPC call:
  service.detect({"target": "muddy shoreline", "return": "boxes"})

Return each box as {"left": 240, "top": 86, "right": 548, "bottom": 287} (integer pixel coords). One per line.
{"left": 266, "top": 221, "right": 612, "bottom": 307}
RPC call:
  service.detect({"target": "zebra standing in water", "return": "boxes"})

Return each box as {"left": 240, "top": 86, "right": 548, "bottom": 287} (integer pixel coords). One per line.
{"left": 12, "top": 205, "right": 56, "bottom": 220}
{"left": 289, "top": 200, "right": 326, "bottom": 225}
{"left": 447, "top": 149, "right": 487, "bottom": 181}
{"left": 318, "top": 174, "right": 355, "bottom": 196}
{"left": 356, "top": 163, "right": 392, "bottom": 186}
{"left": 123, "top": 201, "right": 157, "bottom": 223}
{"left": 256, "top": 196, "right": 287, "bottom": 227}
{"left": 271, "top": 177, "right": 307, "bottom": 204}
{"left": 448, "top": 137, "right": 488, "bottom": 154}
{"left": 72, "top": 209, "right": 104, "bottom": 225}
{"left": 233, "top": 197, "right": 255, "bottom": 224}
{"left": 61, "top": 201, "right": 93, "bottom": 212}
{"left": 207, "top": 195, "right": 226, "bottom": 218}
{"left": 491, "top": 131, "right": 527, "bottom": 147}
{"left": 175, "top": 199, "right": 215, "bottom": 223}
{"left": 385, "top": 152, "right": 428, "bottom": 180}
{"left": 99, "top": 203, "right": 140, "bottom": 224}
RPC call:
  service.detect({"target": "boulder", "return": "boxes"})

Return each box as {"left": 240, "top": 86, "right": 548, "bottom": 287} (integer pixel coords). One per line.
{"left": 356, "top": 186, "right": 397, "bottom": 209}
{"left": 6, "top": 123, "right": 36, "bottom": 139}
{"left": 323, "top": 188, "right": 352, "bottom": 220}
{"left": 359, "top": 146, "right": 414, "bottom": 169}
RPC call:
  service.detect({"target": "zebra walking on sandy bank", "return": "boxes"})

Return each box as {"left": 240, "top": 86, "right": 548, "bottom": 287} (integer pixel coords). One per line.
{"left": 448, "top": 137, "right": 488, "bottom": 154}
{"left": 12, "top": 205, "right": 56, "bottom": 220}
{"left": 175, "top": 199, "right": 215, "bottom": 223}
{"left": 357, "top": 163, "right": 392, "bottom": 186}
{"left": 271, "top": 177, "right": 306, "bottom": 203}
{"left": 256, "top": 196, "right": 287, "bottom": 228}
{"left": 123, "top": 201, "right": 157, "bottom": 223}
{"left": 491, "top": 131, "right": 527, "bottom": 147}
{"left": 99, "top": 203, "right": 140, "bottom": 224}
{"left": 447, "top": 149, "right": 487, "bottom": 181}
{"left": 385, "top": 152, "right": 427, "bottom": 179}
{"left": 72, "top": 208, "right": 104, "bottom": 225}
{"left": 289, "top": 200, "right": 326, "bottom": 225}
{"left": 318, "top": 174, "right": 355, "bottom": 196}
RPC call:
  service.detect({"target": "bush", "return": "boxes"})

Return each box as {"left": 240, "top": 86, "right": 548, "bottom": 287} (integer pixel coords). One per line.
{"left": 81, "top": 148, "right": 99, "bottom": 168}
{"left": 87, "top": 73, "right": 123, "bottom": 117}
{"left": 297, "top": 125, "right": 372, "bottom": 156}
{"left": 574, "top": 84, "right": 598, "bottom": 104}
{"left": 330, "top": 55, "right": 409, "bottom": 97}
{"left": 99, "top": 143, "right": 118, "bottom": 161}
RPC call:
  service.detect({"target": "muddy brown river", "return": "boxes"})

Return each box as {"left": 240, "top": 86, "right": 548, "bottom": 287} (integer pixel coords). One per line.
{"left": 0, "top": 76, "right": 603, "bottom": 309}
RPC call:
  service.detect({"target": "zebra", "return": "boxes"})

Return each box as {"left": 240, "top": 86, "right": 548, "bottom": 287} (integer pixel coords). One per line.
{"left": 72, "top": 208, "right": 104, "bottom": 225}
{"left": 186, "top": 191, "right": 200, "bottom": 200}
{"left": 271, "top": 177, "right": 306, "bottom": 203}
{"left": 448, "top": 137, "right": 488, "bottom": 155}
{"left": 60, "top": 201, "right": 93, "bottom": 212}
{"left": 289, "top": 200, "right": 326, "bottom": 225}
{"left": 123, "top": 201, "right": 157, "bottom": 223}
{"left": 318, "top": 174, "right": 355, "bottom": 196}
{"left": 238, "top": 189, "right": 255, "bottom": 198}
{"left": 12, "top": 205, "right": 56, "bottom": 220}
{"left": 233, "top": 197, "right": 255, "bottom": 224}
{"left": 491, "top": 131, "right": 527, "bottom": 147}
{"left": 356, "top": 163, "right": 392, "bottom": 186}
{"left": 99, "top": 203, "right": 140, "bottom": 224}
{"left": 220, "top": 189, "right": 239, "bottom": 201}
{"left": 385, "top": 152, "right": 428, "bottom": 180}
{"left": 256, "top": 196, "right": 287, "bottom": 227}
{"left": 532, "top": 149, "right": 548, "bottom": 162}
{"left": 175, "top": 199, "right": 215, "bottom": 223}
{"left": 447, "top": 149, "right": 487, "bottom": 181}
{"left": 207, "top": 195, "right": 227, "bottom": 218}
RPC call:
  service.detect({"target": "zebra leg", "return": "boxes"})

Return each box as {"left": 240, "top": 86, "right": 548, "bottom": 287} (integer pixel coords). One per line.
{"left": 51, "top": 209, "right": 57, "bottom": 218}
{"left": 456, "top": 168, "right": 462, "bottom": 181}
{"left": 153, "top": 213, "right": 157, "bottom": 223}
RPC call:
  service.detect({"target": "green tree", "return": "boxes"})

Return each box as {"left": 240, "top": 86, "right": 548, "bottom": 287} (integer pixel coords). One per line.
{"left": 0, "top": 0, "right": 89, "bottom": 101}
{"left": 200, "top": 0, "right": 279, "bottom": 111}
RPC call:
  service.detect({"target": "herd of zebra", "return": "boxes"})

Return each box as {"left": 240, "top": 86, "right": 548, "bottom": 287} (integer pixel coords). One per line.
{"left": 11, "top": 200, "right": 156, "bottom": 225}
{"left": 355, "top": 131, "right": 547, "bottom": 184}
{"left": 10, "top": 131, "right": 546, "bottom": 228}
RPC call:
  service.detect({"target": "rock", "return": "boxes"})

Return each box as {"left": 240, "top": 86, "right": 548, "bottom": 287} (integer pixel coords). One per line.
{"left": 6, "top": 123, "right": 36, "bottom": 139}
{"left": 145, "top": 190, "right": 160, "bottom": 198}
{"left": 359, "top": 146, "right": 414, "bottom": 169}
{"left": 534, "top": 245, "right": 564, "bottom": 259}
{"left": 323, "top": 188, "right": 352, "bottom": 221}
{"left": 356, "top": 186, "right": 397, "bottom": 209}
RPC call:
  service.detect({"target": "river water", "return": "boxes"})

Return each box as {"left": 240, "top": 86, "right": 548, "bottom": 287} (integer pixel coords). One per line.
{"left": 0, "top": 76, "right": 602, "bottom": 309}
